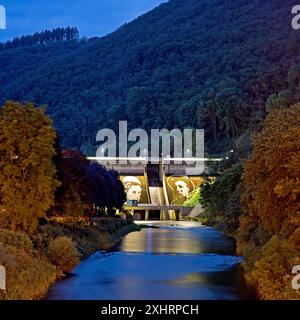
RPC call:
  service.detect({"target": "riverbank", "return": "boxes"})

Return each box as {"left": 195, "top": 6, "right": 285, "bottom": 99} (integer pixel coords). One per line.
{"left": 38, "top": 217, "right": 142, "bottom": 257}
{"left": 0, "top": 218, "right": 141, "bottom": 300}
{"left": 186, "top": 213, "right": 300, "bottom": 300}
{"left": 184, "top": 216, "right": 259, "bottom": 296}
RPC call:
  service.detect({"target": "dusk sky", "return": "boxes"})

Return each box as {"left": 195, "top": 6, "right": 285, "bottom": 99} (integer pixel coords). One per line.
{"left": 0, "top": 0, "right": 167, "bottom": 41}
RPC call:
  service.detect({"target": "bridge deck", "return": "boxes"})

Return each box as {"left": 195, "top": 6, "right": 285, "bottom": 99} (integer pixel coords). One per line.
{"left": 124, "top": 204, "right": 189, "bottom": 211}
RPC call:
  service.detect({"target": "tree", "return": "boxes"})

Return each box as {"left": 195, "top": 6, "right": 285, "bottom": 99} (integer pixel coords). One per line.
{"left": 200, "top": 162, "right": 242, "bottom": 232}
{"left": 82, "top": 162, "right": 126, "bottom": 215}
{"left": 0, "top": 101, "right": 60, "bottom": 233}
{"left": 198, "top": 79, "right": 248, "bottom": 142}
{"left": 52, "top": 149, "right": 126, "bottom": 217}
{"left": 1, "top": 1, "right": 298, "bottom": 152}
{"left": 237, "top": 103, "right": 300, "bottom": 299}
{"left": 51, "top": 149, "right": 88, "bottom": 217}
{"left": 240, "top": 103, "right": 300, "bottom": 235}
{"left": 0, "top": 27, "right": 79, "bottom": 50}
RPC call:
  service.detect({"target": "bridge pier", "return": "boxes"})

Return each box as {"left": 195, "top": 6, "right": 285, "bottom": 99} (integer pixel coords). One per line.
{"left": 160, "top": 210, "right": 169, "bottom": 221}
{"left": 125, "top": 205, "right": 190, "bottom": 221}
{"left": 168, "top": 210, "right": 176, "bottom": 221}
{"left": 145, "top": 210, "right": 150, "bottom": 221}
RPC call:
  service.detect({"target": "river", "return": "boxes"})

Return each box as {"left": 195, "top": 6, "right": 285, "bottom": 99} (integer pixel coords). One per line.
{"left": 46, "top": 221, "right": 255, "bottom": 300}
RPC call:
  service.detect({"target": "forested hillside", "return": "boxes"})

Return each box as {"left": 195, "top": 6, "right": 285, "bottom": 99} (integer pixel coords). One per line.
{"left": 0, "top": 0, "right": 299, "bottom": 154}
{"left": 1, "top": 0, "right": 300, "bottom": 301}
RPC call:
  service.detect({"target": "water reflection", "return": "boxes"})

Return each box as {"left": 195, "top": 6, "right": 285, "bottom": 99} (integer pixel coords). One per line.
{"left": 121, "top": 225, "right": 236, "bottom": 255}
{"left": 47, "top": 222, "right": 254, "bottom": 300}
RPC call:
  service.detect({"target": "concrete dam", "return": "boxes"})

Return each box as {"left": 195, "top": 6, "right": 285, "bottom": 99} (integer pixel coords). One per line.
{"left": 88, "top": 157, "right": 220, "bottom": 221}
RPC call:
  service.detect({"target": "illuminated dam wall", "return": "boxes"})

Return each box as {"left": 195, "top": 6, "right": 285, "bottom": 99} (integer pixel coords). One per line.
{"left": 164, "top": 176, "right": 205, "bottom": 206}
{"left": 88, "top": 158, "right": 220, "bottom": 220}
{"left": 120, "top": 174, "right": 207, "bottom": 206}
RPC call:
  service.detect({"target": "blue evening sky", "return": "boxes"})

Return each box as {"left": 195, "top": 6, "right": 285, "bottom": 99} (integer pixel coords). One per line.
{"left": 0, "top": 0, "right": 167, "bottom": 41}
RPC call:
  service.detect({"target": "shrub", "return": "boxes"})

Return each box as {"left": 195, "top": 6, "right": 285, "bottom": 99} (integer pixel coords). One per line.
{"left": 0, "top": 244, "right": 56, "bottom": 300}
{"left": 184, "top": 188, "right": 201, "bottom": 207}
{"left": 0, "top": 229, "right": 33, "bottom": 253}
{"left": 248, "top": 236, "right": 300, "bottom": 300}
{"left": 47, "top": 236, "right": 79, "bottom": 273}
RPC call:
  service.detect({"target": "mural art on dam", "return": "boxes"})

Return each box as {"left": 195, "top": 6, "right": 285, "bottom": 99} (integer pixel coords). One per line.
{"left": 166, "top": 176, "right": 205, "bottom": 205}
{"left": 121, "top": 176, "right": 148, "bottom": 203}
{"left": 121, "top": 175, "right": 207, "bottom": 206}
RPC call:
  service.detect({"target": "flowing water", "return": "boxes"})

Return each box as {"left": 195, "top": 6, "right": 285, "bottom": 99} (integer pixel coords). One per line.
{"left": 47, "top": 221, "right": 254, "bottom": 300}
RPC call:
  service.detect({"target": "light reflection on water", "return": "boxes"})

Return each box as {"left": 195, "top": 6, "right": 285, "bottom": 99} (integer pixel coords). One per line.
{"left": 121, "top": 224, "right": 236, "bottom": 255}
{"left": 47, "top": 222, "right": 254, "bottom": 300}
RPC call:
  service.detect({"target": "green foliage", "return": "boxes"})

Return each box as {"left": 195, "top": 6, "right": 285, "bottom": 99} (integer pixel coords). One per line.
{"left": 0, "top": 0, "right": 298, "bottom": 153}
{"left": 0, "top": 102, "right": 60, "bottom": 233}
{"left": 265, "top": 64, "right": 300, "bottom": 113}
{"left": 1, "top": 0, "right": 300, "bottom": 300}
{"left": 0, "top": 27, "right": 79, "bottom": 50}
{"left": 197, "top": 78, "right": 248, "bottom": 141}
{"left": 184, "top": 188, "right": 201, "bottom": 207}
{"left": 47, "top": 236, "right": 79, "bottom": 274}
{"left": 200, "top": 162, "right": 242, "bottom": 233}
